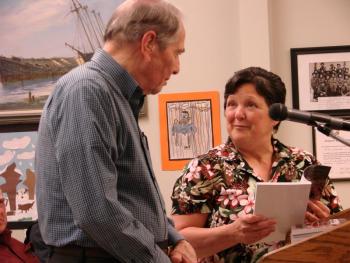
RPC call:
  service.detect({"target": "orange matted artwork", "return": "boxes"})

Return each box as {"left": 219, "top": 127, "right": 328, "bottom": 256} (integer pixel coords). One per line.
{"left": 159, "top": 91, "right": 221, "bottom": 170}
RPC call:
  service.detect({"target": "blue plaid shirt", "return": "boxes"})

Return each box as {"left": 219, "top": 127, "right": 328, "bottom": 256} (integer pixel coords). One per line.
{"left": 36, "top": 49, "right": 182, "bottom": 262}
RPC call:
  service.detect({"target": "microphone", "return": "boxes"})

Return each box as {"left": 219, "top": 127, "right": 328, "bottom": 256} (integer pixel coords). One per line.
{"left": 269, "top": 103, "right": 350, "bottom": 131}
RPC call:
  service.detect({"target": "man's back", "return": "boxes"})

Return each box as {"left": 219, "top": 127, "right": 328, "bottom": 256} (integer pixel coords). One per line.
{"left": 36, "top": 50, "right": 168, "bottom": 261}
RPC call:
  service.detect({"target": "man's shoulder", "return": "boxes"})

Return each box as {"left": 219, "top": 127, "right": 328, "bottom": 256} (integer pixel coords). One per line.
{"left": 57, "top": 63, "right": 108, "bottom": 87}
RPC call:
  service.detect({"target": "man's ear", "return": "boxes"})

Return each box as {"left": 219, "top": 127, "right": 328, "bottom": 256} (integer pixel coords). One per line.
{"left": 140, "top": 30, "right": 157, "bottom": 60}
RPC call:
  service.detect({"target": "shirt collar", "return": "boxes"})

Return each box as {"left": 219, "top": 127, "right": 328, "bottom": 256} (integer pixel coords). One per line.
{"left": 90, "top": 49, "right": 145, "bottom": 121}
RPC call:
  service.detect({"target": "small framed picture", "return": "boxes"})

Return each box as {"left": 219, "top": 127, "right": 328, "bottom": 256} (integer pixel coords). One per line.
{"left": 312, "top": 121, "right": 350, "bottom": 181}
{"left": 291, "top": 45, "right": 350, "bottom": 115}
{"left": 158, "top": 91, "right": 221, "bottom": 170}
{"left": 0, "top": 122, "right": 39, "bottom": 229}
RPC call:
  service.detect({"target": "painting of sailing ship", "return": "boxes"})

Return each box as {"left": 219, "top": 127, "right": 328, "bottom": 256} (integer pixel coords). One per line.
{"left": 0, "top": 0, "right": 123, "bottom": 116}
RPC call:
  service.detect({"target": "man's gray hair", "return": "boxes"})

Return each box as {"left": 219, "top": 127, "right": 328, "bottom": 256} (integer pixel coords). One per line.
{"left": 104, "top": 0, "right": 183, "bottom": 50}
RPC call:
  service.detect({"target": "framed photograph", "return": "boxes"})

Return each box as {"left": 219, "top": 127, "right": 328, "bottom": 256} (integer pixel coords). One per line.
{"left": 159, "top": 91, "right": 221, "bottom": 170}
{"left": 0, "top": 0, "right": 121, "bottom": 122}
{"left": 312, "top": 121, "right": 350, "bottom": 181}
{"left": 0, "top": 122, "right": 39, "bottom": 229}
{"left": 291, "top": 45, "right": 350, "bottom": 115}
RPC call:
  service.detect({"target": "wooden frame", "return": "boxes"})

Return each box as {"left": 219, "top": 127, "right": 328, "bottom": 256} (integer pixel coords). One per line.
{"left": 159, "top": 91, "right": 221, "bottom": 170}
{"left": 0, "top": 122, "right": 39, "bottom": 229}
{"left": 312, "top": 122, "right": 350, "bottom": 181}
{"left": 291, "top": 45, "right": 350, "bottom": 115}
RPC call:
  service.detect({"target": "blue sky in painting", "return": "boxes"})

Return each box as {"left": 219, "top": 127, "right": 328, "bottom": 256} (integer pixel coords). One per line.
{"left": 0, "top": 0, "right": 124, "bottom": 58}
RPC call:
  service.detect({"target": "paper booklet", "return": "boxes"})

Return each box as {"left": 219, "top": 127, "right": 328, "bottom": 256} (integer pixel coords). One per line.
{"left": 253, "top": 181, "right": 311, "bottom": 243}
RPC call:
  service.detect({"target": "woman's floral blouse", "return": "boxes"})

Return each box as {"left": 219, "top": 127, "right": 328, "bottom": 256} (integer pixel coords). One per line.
{"left": 171, "top": 138, "right": 342, "bottom": 263}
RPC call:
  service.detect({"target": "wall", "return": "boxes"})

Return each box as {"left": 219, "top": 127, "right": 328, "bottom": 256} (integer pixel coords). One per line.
{"left": 268, "top": 0, "right": 350, "bottom": 209}
{"left": 141, "top": 0, "right": 350, "bottom": 215}
{"left": 139, "top": 0, "right": 241, "bottom": 214}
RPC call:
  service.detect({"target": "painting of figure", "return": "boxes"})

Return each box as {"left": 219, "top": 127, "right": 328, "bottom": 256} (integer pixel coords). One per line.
{"left": 0, "top": 131, "right": 37, "bottom": 223}
{"left": 159, "top": 91, "right": 221, "bottom": 170}
{"left": 168, "top": 101, "right": 210, "bottom": 160}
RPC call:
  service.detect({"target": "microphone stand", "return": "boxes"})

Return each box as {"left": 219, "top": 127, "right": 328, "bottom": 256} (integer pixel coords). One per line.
{"left": 315, "top": 122, "right": 350, "bottom": 147}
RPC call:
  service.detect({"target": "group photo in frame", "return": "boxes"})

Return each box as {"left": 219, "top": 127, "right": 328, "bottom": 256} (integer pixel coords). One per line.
{"left": 158, "top": 91, "right": 221, "bottom": 170}
{"left": 0, "top": 122, "right": 39, "bottom": 229}
{"left": 291, "top": 45, "right": 350, "bottom": 115}
{"left": 312, "top": 123, "right": 350, "bottom": 181}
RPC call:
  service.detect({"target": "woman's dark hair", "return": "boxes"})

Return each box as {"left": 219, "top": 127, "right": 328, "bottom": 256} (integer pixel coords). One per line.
{"left": 224, "top": 67, "right": 286, "bottom": 131}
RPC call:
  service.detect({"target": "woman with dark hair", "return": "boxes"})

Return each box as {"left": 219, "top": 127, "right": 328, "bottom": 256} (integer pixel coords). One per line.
{"left": 171, "top": 67, "right": 342, "bottom": 262}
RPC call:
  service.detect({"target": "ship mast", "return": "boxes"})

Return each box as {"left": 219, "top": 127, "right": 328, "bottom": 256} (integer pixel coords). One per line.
{"left": 81, "top": 4, "right": 102, "bottom": 48}
{"left": 91, "top": 10, "right": 104, "bottom": 38}
{"left": 70, "top": 0, "right": 94, "bottom": 52}
{"left": 66, "top": 0, "right": 106, "bottom": 63}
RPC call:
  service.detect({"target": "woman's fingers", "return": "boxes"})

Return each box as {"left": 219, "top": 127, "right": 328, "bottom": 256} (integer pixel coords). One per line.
{"left": 307, "top": 200, "right": 330, "bottom": 219}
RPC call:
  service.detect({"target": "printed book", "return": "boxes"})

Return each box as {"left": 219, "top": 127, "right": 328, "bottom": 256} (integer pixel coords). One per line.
{"left": 290, "top": 218, "right": 346, "bottom": 243}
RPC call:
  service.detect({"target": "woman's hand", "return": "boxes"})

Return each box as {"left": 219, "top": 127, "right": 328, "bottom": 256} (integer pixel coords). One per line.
{"left": 230, "top": 214, "right": 276, "bottom": 244}
{"left": 305, "top": 200, "right": 330, "bottom": 223}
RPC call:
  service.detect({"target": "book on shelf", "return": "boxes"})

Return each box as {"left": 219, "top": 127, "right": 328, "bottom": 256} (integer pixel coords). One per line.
{"left": 290, "top": 218, "right": 347, "bottom": 244}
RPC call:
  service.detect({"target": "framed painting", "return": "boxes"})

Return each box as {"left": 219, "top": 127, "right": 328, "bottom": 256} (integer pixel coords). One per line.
{"left": 291, "top": 45, "right": 350, "bottom": 115}
{"left": 0, "top": 122, "right": 39, "bottom": 229}
{"left": 0, "top": 0, "right": 123, "bottom": 122}
{"left": 312, "top": 119, "right": 350, "bottom": 181}
{"left": 159, "top": 91, "right": 221, "bottom": 170}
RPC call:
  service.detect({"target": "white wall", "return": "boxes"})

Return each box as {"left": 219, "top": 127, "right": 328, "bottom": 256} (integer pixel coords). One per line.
{"left": 140, "top": 0, "right": 350, "bottom": 215}
{"left": 268, "top": 0, "right": 350, "bottom": 209}
{"left": 140, "top": 0, "right": 242, "bottom": 214}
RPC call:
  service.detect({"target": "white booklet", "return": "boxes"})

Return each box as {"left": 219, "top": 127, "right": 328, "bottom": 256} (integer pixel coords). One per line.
{"left": 253, "top": 181, "right": 311, "bottom": 243}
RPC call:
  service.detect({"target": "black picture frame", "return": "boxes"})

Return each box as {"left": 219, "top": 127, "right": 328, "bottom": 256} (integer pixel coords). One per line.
{"left": 312, "top": 118, "right": 350, "bottom": 182}
{"left": 0, "top": 121, "right": 39, "bottom": 229}
{"left": 291, "top": 45, "right": 350, "bottom": 116}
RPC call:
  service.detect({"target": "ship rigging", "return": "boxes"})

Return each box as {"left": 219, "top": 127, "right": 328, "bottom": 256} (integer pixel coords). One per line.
{"left": 65, "top": 0, "right": 105, "bottom": 64}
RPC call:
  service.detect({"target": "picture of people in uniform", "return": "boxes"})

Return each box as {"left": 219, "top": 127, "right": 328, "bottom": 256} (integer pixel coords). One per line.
{"left": 309, "top": 61, "right": 350, "bottom": 101}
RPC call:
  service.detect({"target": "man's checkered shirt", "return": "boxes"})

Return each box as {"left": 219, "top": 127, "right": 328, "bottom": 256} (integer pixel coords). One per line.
{"left": 35, "top": 49, "right": 181, "bottom": 262}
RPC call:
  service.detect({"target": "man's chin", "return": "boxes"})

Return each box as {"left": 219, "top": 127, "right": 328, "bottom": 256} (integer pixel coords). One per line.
{"left": 150, "top": 85, "right": 164, "bottom": 95}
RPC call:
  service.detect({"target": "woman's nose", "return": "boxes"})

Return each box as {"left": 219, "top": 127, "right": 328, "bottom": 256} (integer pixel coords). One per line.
{"left": 234, "top": 106, "right": 245, "bottom": 120}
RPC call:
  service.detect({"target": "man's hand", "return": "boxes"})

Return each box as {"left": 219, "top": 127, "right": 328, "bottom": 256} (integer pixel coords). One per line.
{"left": 169, "top": 239, "right": 197, "bottom": 263}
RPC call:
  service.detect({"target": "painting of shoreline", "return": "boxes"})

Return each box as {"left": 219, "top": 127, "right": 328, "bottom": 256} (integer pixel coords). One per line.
{"left": 0, "top": 0, "right": 123, "bottom": 115}
{"left": 0, "top": 56, "right": 77, "bottom": 112}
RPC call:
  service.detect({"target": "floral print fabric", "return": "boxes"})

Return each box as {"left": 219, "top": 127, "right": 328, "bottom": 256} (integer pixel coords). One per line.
{"left": 171, "top": 138, "right": 342, "bottom": 263}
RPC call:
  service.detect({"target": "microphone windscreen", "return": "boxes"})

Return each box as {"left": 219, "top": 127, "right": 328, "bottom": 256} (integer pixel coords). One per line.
{"left": 269, "top": 103, "right": 288, "bottom": 121}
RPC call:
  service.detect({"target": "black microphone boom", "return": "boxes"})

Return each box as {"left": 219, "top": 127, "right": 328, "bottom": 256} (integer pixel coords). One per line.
{"left": 269, "top": 103, "right": 350, "bottom": 131}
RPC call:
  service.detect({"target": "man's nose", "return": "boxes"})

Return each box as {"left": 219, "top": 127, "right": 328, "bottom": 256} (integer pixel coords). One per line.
{"left": 172, "top": 58, "right": 180, "bottom": 75}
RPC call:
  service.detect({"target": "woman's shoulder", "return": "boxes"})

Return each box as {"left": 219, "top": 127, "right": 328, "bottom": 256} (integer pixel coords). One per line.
{"left": 274, "top": 138, "right": 316, "bottom": 161}
{"left": 195, "top": 142, "right": 239, "bottom": 163}
{"left": 178, "top": 142, "right": 239, "bottom": 181}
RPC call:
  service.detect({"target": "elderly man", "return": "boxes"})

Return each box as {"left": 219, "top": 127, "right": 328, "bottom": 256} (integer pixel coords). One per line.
{"left": 0, "top": 189, "right": 39, "bottom": 262}
{"left": 35, "top": 0, "right": 196, "bottom": 262}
